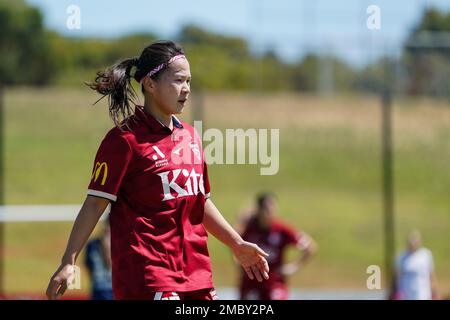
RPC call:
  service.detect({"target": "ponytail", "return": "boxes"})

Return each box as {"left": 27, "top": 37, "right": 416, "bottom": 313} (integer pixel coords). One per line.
{"left": 87, "top": 40, "right": 185, "bottom": 128}
{"left": 87, "top": 57, "right": 138, "bottom": 128}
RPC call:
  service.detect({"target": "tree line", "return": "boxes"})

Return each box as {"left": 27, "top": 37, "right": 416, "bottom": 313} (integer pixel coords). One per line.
{"left": 1, "top": 0, "right": 448, "bottom": 98}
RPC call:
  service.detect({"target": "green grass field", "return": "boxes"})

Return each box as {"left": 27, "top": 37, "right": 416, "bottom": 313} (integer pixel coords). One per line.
{"left": 3, "top": 87, "right": 450, "bottom": 297}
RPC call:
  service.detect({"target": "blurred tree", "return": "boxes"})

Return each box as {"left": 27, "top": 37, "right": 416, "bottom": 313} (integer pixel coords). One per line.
{"left": 0, "top": 0, "right": 54, "bottom": 85}
{"left": 105, "top": 33, "right": 157, "bottom": 62}
{"left": 179, "top": 24, "right": 250, "bottom": 59}
{"left": 403, "top": 8, "right": 450, "bottom": 98}
{"left": 179, "top": 24, "right": 254, "bottom": 91}
{"left": 46, "top": 32, "right": 156, "bottom": 86}
{"left": 290, "top": 54, "right": 357, "bottom": 93}
{"left": 356, "top": 56, "right": 397, "bottom": 94}
{"left": 178, "top": 24, "right": 320, "bottom": 92}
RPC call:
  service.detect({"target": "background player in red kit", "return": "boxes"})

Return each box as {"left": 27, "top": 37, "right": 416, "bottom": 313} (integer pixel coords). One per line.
{"left": 237, "top": 193, "right": 317, "bottom": 300}
{"left": 46, "top": 40, "right": 269, "bottom": 300}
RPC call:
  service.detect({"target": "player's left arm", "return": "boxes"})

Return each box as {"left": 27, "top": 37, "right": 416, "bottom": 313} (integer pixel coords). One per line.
{"left": 281, "top": 232, "right": 318, "bottom": 277}
{"left": 203, "top": 198, "right": 269, "bottom": 282}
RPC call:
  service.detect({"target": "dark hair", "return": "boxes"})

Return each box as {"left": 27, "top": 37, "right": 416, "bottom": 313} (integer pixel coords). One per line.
{"left": 257, "top": 192, "right": 276, "bottom": 209}
{"left": 87, "top": 40, "right": 185, "bottom": 127}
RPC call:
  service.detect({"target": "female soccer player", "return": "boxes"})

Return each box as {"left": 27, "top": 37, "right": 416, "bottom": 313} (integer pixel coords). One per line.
{"left": 46, "top": 40, "right": 269, "bottom": 300}
{"left": 237, "top": 193, "right": 317, "bottom": 300}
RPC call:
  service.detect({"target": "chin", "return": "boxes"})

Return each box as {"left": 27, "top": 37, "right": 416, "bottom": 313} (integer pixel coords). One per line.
{"left": 171, "top": 109, "right": 183, "bottom": 115}
{"left": 173, "top": 105, "right": 185, "bottom": 114}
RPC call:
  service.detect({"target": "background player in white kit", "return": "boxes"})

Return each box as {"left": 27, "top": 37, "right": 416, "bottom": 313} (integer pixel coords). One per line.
{"left": 391, "top": 230, "right": 439, "bottom": 300}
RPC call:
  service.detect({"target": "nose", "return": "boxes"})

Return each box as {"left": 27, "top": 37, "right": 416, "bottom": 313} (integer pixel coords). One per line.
{"left": 182, "top": 82, "right": 190, "bottom": 95}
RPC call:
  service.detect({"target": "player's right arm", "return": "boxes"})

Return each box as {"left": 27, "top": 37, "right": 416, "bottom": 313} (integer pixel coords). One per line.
{"left": 429, "top": 251, "right": 439, "bottom": 300}
{"left": 280, "top": 233, "right": 318, "bottom": 276}
{"left": 46, "top": 195, "right": 110, "bottom": 300}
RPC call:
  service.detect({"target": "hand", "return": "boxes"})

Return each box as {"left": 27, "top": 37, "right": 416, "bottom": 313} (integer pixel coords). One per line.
{"left": 46, "top": 264, "right": 76, "bottom": 300}
{"left": 232, "top": 241, "right": 269, "bottom": 282}
{"left": 280, "top": 262, "right": 299, "bottom": 277}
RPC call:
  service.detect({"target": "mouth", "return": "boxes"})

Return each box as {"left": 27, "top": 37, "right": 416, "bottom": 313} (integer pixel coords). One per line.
{"left": 178, "top": 98, "right": 187, "bottom": 105}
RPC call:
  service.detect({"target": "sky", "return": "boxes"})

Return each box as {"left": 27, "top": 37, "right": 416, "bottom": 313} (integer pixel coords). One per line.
{"left": 27, "top": 0, "right": 450, "bottom": 66}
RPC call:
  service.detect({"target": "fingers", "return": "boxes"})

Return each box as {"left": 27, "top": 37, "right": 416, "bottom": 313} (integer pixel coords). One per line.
{"left": 238, "top": 242, "right": 270, "bottom": 282}
{"left": 56, "top": 281, "right": 67, "bottom": 298}
{"left": 244, "top": 265, "right": 262, "bottom": 282}
{"left": 244, "top": 267, "right": 254, "bottom": 280}
{"left": 257, "top": 254, "right": 269, "bottom": 272}
{"left": 258, "top": 260, "right": 269, "bottom": 279}
{"left": 243, "top": 264, "right": 266, "bottom": 282}
{"left": 253, "top": 249, "right": 269, "bottom": 279}
{"left": 46, "top": 264, "right": 73, "bottom": 300}
{"left": 255, "top": 245, "right": 269, "bottom": 257}
{"left": 46, "top": 278, "right": 62, "bottom": 300}
{"left": 263, "top": 258, "right": 269, "bottom": 273}
{"left": 251, "top": 265, "right": 263, "bottom": 282}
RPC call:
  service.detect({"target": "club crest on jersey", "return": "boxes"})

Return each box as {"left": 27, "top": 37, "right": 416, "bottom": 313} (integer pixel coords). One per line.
{"left": 189, "top": 142, "right": 202, "bottom": 161}
{"left": 158, "top": 168, "right": 205, "bottom": 201}
{"left": 268, "top": 232, "right": 282, "bottom": 246}
{"left": 171, "top": 134, "right": 203, "bottom": 165}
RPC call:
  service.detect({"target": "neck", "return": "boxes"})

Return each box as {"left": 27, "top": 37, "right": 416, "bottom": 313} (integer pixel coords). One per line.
{"left": 256, "top": 215, "right": 270, "bottom": 230}
{"left": 143, "top": 100, "right": 173, "bottom": 129}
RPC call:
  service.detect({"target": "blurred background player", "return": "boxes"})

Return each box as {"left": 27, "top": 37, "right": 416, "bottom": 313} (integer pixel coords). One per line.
{"left": 236, "top": 193, "right": 318, "bottom": 300}
{"left": 84, "top": 216, "right": 113, "bottom": 300}
{"left": 390, "top": 230, "right": 439, "bottom": 300}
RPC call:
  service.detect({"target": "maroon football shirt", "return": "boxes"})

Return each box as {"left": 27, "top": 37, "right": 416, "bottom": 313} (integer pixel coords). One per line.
{"left": 239, "top": 216, "right": 310, "bottom": 289}
{"left": 87, "top": 106, "right": 213, "bottom": 299}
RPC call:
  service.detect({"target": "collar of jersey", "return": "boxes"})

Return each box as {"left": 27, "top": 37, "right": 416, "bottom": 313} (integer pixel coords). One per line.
{"left": 135, "top": 105, "right": 183, "bottom": 132}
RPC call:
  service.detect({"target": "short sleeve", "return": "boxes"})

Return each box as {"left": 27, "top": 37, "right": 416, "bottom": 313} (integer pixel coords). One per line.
{"left": 87, "top": 132, "right": 132, "bottom": 202}
{"left": 283, "top": 226, "right": 311, "bottom": 249}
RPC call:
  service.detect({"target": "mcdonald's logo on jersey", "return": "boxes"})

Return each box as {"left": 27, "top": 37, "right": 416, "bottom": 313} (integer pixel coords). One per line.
{"left": 92, "top": 162, "right": 108, "bottom": 185}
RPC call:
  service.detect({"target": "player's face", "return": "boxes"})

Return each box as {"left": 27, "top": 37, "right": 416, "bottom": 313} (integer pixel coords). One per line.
{"left": 267, "top": 197, "right": 277, "bottom": 213}
{"left": 151, "top": 58, "right": 191, "bottom": 116}
{"left": 260, "top": 197, "right": 277, "bottom": 222}
{"left": 407, "top": 231, "right": 421, "bottom": 251}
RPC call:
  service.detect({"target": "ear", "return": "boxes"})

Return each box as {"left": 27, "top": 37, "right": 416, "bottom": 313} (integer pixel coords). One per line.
{"left": 142, "top": 76, "right": 157, "bottom": 93}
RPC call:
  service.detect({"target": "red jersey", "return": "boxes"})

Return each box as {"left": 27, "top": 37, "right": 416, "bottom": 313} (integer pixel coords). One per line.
{"left": 240, "top": 216, "right": 309, "bottom": 289}
{"left": 87, "top": 106, "right": 213, "bottom": 299}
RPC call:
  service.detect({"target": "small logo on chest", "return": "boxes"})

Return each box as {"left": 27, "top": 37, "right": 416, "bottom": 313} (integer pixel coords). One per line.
{"left": 268, "top": 232, "right": 282, "bottom": 246}
{"left": 151, "top": 146, "right": 169, "bottom": 167}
